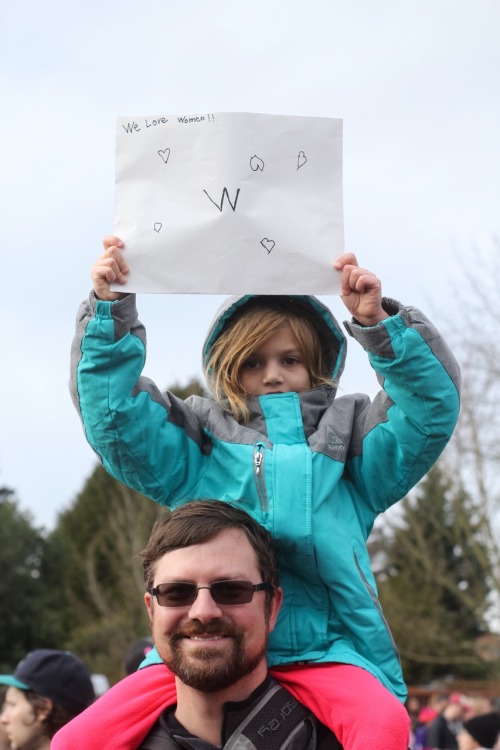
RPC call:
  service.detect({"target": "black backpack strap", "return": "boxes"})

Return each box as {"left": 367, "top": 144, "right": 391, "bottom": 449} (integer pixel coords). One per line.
{"left": 139, "top": 682, "right": 338, "bottom": 750}
{"left": 224, "top": 683, "right": 312, "bottom": 750}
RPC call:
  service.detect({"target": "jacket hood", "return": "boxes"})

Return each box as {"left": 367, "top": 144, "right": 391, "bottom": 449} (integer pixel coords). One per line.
{"left": 202, "top": 294, "right": 347, "bottom": 382}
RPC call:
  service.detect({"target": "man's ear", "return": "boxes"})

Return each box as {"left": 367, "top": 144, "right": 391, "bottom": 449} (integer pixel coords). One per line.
{"left": 268, "top": 586, "right": 284, "bottom": 633}
{"left": 144, "top": 592, "right": 154, "bottom": 624}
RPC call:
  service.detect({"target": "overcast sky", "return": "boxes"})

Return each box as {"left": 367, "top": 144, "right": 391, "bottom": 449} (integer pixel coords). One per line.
{"left": 1, "top": 0, "right": 499, "bottom": 531}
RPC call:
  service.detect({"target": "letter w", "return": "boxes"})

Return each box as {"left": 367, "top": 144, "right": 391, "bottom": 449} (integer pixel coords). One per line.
{"left": 203, "top": 187, "right": 240, "bottom": 212}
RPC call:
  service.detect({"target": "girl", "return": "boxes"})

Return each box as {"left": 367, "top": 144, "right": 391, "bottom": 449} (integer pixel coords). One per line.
{"left": 0, "top": 649, "right": 94, "bottom": 749}
{"left": 66, "top": 236, "right": 460, "bottom": 750}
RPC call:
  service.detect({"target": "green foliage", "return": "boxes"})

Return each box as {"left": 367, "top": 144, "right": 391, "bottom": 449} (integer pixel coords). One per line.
{"left": 0, "top": 489, "right": 65, "bottom": 671}
{"left": 169, "top": 377, "right": 206, "bottom": 400}
{"left": 374, "top": 463, "right": 495, "bottom": 683}
{"left": 50, "top": 465, "right": 161, "bottom": 683}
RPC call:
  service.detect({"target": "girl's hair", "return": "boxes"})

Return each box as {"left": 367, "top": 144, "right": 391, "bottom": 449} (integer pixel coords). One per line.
{"left": 24, "top": 690, "right": 75, "bottom": 739}
{"left": 205, "top": 299, "right": 336, "bottom": 423}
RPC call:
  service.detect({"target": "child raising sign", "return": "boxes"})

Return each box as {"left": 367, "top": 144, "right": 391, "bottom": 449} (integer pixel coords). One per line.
{"left": 68, "top": 236, "right": 460, "bottom": 750}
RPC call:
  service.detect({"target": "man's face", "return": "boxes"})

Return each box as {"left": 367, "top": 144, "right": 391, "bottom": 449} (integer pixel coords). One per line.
{"left": 144, "top": 529, "right": 282, "bottom": 693}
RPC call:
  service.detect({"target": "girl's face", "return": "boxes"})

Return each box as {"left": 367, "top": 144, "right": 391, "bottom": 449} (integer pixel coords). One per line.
{"left": 0, "top": 687, "right": 49, "bottom": 750}
{"left": 239, "top": 327, "right": 311, "bottom": 396}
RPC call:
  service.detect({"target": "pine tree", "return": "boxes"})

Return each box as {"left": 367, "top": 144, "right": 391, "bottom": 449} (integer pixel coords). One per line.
{"left": 0, "top": 489, "right": 66, "bottom": 669}
{"left": 374, "top": 463, "right": 494, "bottom": 683}
{"left": 50, "top": 465, "right": 160, "bottom": 683}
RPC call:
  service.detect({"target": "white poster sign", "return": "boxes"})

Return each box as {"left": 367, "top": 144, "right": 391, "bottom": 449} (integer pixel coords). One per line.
{"left": 113, "top": 112, "right": 343, "bottom": 294}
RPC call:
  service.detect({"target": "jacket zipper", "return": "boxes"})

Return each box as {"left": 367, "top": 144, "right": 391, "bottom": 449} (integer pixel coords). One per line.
{"left": 254, "top": 443, "right": 269, "bottom": 513}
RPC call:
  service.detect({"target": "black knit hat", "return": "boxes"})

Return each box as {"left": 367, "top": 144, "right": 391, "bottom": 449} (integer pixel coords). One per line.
{"left": 0, "top": 649, "right": 95, "bottom": 716}
{"left": 463, "top": 712, "right": 500, "bottom": 749}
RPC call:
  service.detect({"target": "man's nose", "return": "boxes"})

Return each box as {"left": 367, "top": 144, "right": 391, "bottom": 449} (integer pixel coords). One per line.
{"left": 187, "top": 588, "right": 224, "bottom": 622}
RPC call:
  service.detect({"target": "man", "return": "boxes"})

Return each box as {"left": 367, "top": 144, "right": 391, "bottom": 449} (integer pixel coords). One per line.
{"left": 52, "top": 501, "right": 342, "bottom": 749}
{"left": 457, "top": 712, "right": 500, "bottom": 750}
{"left": 426, "top": 694, "right": 465, "bottom": 750}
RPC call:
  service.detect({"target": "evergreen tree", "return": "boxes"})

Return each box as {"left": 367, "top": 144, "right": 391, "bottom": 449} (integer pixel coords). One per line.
{"left": 168, "top": 377, "right": 206, "bottom": 400}
{"left": 0, "top": 489, "right": 65, "bottom": 670}
{"left": 50, "top": 466, "right": 160, "bottom": 683}
{"left": 374, "top": 463, "right": 494, "bottom": 683}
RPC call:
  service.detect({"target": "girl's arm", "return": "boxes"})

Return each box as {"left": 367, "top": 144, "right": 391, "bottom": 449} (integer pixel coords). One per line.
{"left": 344, "top": 298, "right": 461, "bottom": 520}
{"left": 70, "top": 289, "right": 208, "bottom": 506}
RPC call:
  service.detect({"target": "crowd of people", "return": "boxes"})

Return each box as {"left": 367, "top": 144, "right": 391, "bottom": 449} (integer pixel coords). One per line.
{"left": 2, "top": 506, "right": 499, "bottom": 749}
{"left": 1, "top": 562, "right": 499, "bottom": 750}
{"left": 407, "top": 692, "right": 500, "bottom": 750}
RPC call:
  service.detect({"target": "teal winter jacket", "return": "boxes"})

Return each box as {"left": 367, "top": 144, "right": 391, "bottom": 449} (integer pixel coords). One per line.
{"left": 70, "top": 292, "right": 461, "bottom": 702}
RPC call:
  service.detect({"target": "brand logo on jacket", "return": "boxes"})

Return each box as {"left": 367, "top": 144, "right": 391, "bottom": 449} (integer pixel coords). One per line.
{"left": 327, "top": 427, "right": 346, "bottom": 453}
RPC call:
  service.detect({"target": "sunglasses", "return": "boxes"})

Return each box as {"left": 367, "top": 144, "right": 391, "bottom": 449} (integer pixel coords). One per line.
{"left": 150, "top": 580, "right": 273, "bottom": 607}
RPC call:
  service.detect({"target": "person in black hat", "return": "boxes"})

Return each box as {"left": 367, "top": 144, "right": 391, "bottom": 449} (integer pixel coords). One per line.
{"left": 457, "top": 712, "right": 500, "bottom": 750}
{"left": 0, "top": 698, "right": 9, "bottom": 750}
{"left": 0, "top": 649, "right": 94, "bottom": 749}
{"left": 124, "top": 637, "right": 154, "bottom": 676}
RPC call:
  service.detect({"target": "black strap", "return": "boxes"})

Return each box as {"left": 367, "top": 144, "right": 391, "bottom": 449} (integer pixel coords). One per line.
{"left": 139, "top": 683, "right": 315, "bottom": 750}
{"left": 225, "top": 683, "right": 311, "bottom": 750}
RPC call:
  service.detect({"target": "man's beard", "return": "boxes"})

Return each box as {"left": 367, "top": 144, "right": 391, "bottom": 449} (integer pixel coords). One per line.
{"left": 160, "top": 619, "right": 268, "bottom": 692}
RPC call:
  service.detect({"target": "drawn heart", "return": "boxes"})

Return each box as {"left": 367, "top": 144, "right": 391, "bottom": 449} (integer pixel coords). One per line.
{"left": 250, "top": 155, "right": 265, "bottom": 171}
{"left": 154, "top": 223, "right": 162, "bottom": 233}
{"left": 297, "top": 150, "right": 307, "bottom": 170}
{"left": 158, "top": 148, "right": 170, "bottom": 164}
{"left": 260, "top": 238, "right": 275, "bottom": 254}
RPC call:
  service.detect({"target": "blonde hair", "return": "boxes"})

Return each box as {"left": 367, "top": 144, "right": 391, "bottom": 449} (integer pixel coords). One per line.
{"left": 205, "top": 302, "right": 335, "bottom": 423}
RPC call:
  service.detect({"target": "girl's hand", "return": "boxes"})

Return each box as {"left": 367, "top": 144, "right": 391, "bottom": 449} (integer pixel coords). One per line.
{"left": 91, "top": 236, "right": 129, "bottom": 301}
{"left": 334, "top": 253, "right": 388, "bottom": 326}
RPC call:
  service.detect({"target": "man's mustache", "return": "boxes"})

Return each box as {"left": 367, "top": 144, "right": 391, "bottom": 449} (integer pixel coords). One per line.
{"left": 170, "top": 619, "right": 241, "bottom": 642}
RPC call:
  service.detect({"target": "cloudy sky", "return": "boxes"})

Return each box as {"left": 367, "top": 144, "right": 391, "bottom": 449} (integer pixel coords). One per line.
{"left": 1, "top": 0, "right": 499, "bottom": 531}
